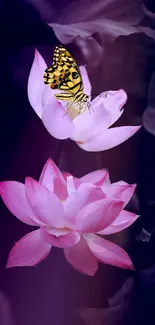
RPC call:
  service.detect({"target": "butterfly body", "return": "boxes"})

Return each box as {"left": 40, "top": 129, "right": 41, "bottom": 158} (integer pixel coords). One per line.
{"left": 43, "top": 45, "right": 89, "bottom": 107}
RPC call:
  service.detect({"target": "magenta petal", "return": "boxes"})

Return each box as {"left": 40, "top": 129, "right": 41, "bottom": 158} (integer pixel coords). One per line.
{"left": 63, "top": 192, "right": 85, "bottom": 228}
{"left": 42, "top": 98, "right": 74, "bottom": 139}
{"left": 81, "top": 169, "right": 109, "bottom": 186}
{"left": 40, "top": 228, "right": 80, "bottom": 248}
{"left": 27, "top": 49, "right": 47, "bottom": 118}
{"left": 79, "top": 66, "right": 91, "bottom": 97}
{"left": 6, "top": 229, "right": 51, "bottom": 268}
{"left": 64, "top": 183, "right": 105, "bottom": 228}
{"left": 86, "top": 234, "right": 134, "bottom": 270}
{"left": 76, "top": 199, "right": 124, "bottom": 233}
{"left": 25, "top": 177, "right": 64, "bottom": 227}
{"left": 0, "top": 181, "right": 37, "bottom": 226}
{"left": 78, "top": 126, "right": 141, "bottom": 152}
{"left": 39, "top": 158, "right": 67, "bottom": 200}
{"left": 62, "top": 172, "right": 72, "bottom": 181}
{"left": 39, "top": 158, "right": 54, "bottom": 191}
{"left": 99, "top": 210, "right": 139, "bottom": 235}
{"left": 64, "top": 238, "right": 98, "bottom": 276}
{"left": 77, "top": 183, "right": 106, "bottom": 203}
{"left": 105, "top": 182, "right": 136, "bottom": 208}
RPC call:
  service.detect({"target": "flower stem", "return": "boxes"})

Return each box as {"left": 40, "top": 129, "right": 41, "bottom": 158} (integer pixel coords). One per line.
{"left": 54, "top": 139, "right": 68, "bottom": 171}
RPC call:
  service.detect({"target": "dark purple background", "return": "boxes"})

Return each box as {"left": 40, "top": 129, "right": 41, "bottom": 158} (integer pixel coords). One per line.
{"left": 1, "top": 1, "right": 155, "bottom": 324}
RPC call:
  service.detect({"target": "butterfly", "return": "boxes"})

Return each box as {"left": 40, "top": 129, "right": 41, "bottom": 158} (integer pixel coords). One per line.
{"left": 43, "top": 45, "right": 89, "bottom": 112}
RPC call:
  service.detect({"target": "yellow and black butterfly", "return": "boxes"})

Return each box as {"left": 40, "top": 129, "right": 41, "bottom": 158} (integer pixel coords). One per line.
{"left": 43, "top": 45, "right": 89, "bottom": 111}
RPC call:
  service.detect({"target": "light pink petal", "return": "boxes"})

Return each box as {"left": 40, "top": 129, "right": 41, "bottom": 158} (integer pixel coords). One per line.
{"left": 92, "top": 89, "right": 127, "bottom": 115}
{"left": 39, "top": 158, "right": 67, "bottom": 200}
{"left": 86, "top": 234, "right": 134, "bottom": 270}
{"left": 6, "top": 229, "right": 51, "bottom": 268}
{"left": 81, "top": 169, "right": 109, "bottom": 186}
{"left": 63, "top": 172, "right": 81, "bottom": 189}
{"left": 91, "top": 89, "right": 127, "bottom": 127}
{"left": 78, "top": 125, "right": 141, "bottom": 152}
{"left": 66, "top": 175, "right": 76, "bottom": 195}
{"left": 42, "top": 83, "right": 56, "bottom": 108}
{"left": 25, "top": 177, "right": 64, "bottom": 227}
{"left": 76, "top": 199, "right": 124, "bottom": 233}
{"left": 64, "top": 238, "right": 98, "bottom": 276}
{"left": 64, "top": 183, "right": 105, "bottom": 228}
{"left": 108, "top": 108, "right": 124, "bottom": 127}
{"left": 71, "top": 101, "right": 111, "bottom": 142}
{"left": 27, "top": 49, "right": 47, "bottom": 118}
{"left": 79, "top": 65, "right": 91, "bottom": 97}
{"left": 98, "top": 210, "right": 139, "bottom": 235}
{"left": 71, "top": 110, "right": 97, "bottom": 142}
{"left": 72, "top": 89, "right": 127, "bottom": 142}
{"left": 42, "top": 97, "right": 74, "bottom": 139}
{"left": 105, "top": 182, "right": 136, "bottom": 208}
{"left": 0, "top": 181, "right": 37, "bottom": 226}
{"left": 40, "top": 228, "right": 80, "bottom": 248}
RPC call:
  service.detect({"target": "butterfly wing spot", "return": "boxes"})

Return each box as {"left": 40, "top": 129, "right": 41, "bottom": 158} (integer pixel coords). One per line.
{"left": 72, "top": 72, "right": 79, "bottom": 79}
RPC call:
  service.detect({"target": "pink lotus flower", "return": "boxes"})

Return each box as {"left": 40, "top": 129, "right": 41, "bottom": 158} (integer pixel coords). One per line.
{"left": 0, "top": 158, "right": 139, "bottom": 276}
{"left": 28, "top": 49, "right": 141, "bottom": 152}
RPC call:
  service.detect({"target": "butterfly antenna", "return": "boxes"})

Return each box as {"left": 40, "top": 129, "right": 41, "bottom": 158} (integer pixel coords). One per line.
{"left": 85, "top": 98, "right": 93, "bottom": 114}
{"left": 62, "top": 101, "right": 73, "bottom": 117}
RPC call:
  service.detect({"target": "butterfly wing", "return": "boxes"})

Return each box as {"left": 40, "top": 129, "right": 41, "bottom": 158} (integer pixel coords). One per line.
{"left": 43, "top": 45, "right": 84, "bottom": 94}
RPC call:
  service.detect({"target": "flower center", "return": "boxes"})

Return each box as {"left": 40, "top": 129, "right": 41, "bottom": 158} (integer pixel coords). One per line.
{"left": 66, "top": 101, "right": 89, "bottom": 120}
{"left": 46, "top": 226, "right": 71, "bottom": 237}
